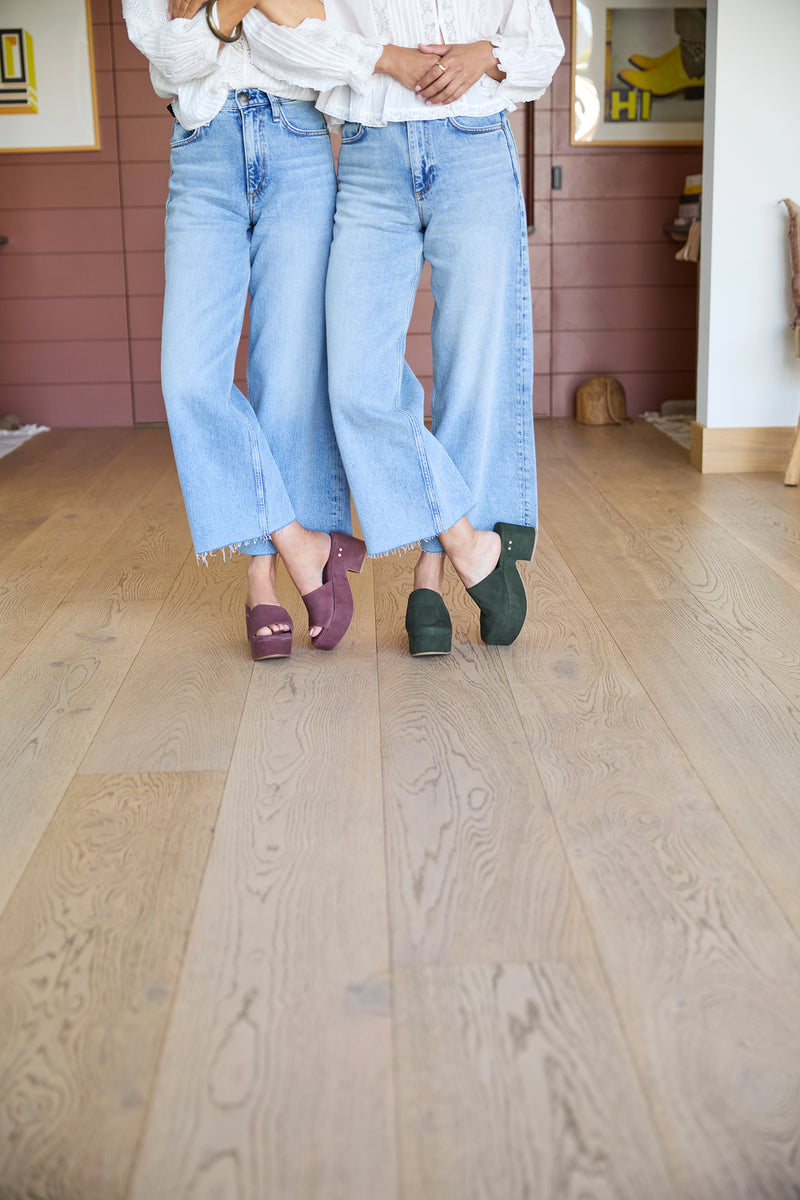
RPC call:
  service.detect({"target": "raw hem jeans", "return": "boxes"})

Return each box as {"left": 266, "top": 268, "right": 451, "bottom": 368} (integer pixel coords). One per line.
{"left": 325, "top": 113, "right": 537, "bottom": 557}
{"left": 162, "top": 90, "right": 350, "bottom": 558}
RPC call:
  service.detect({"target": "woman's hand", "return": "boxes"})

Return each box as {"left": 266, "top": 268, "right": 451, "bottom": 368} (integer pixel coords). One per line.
{"left": 169, "top": 0, "right": 259, "bottom": 30}
{"left": 375, "top": 44, "right": 442, "bottom": 91}
{"left": 414, "top": 41, "right": 504, "bottom": 103}
{"left": 253, "top": 0, "right": 324, "bottom": 26}
{"left": 168, "top": 0, "right": 206, "bottom": 17}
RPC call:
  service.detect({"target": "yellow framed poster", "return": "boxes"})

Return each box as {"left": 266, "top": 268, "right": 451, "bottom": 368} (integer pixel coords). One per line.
{"left": 0, "top": 0, "right": 100, "bottom": 153}
{"left": 572, "top": 0, "right": 705, "bottom": 146}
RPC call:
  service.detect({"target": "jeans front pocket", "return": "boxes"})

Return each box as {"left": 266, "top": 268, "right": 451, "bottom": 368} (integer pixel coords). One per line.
{"left": 277, "top": 99, "right": 329, "bottom": 137}
{"left": 169, "top": 119, "right": 205, "bottom": 149}
{"left": 447, "top": 112, "right": 504, "bottom": 134}
{"left": 339, "top": 121, "right": 366, "bottom": 144}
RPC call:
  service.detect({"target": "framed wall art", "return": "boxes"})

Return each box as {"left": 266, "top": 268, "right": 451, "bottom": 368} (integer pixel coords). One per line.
{"left": 1, "top": 0, "right": 100, "bottom": 153}
{"left": 571, "top": 0, "right": 705, "bottom": 146}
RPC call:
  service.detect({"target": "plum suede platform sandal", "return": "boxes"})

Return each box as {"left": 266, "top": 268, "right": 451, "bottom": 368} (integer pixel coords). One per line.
{"left": 405, "top": 589, "right": 452, "bottom": 656}
{"left": 245, "top": 604, "right": 293, "bottom": 660}
{"left": 301, "top": 531, "right": 367, "bottom": 651}
{"left": 466, "top": 522, "right": 537, "bottom": 646}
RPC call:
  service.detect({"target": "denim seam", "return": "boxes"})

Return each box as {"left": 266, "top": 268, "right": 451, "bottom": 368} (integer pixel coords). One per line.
{"left": 504, "top": 118, "right": 534, "bottom": 528}
{"left": 410, "top": 122, "right": 435, "bottom": 208}
{"left": 393, "top": 245, "right": 444, "bottom": 534}
{"left": 241, "top": 106, "right": 267, "bottom": 212}
{"left": 248, "top": 425, "right": 270, "bottom": 541}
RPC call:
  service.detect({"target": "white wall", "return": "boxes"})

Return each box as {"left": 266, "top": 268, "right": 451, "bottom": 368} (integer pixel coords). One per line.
{"left": 697, "top": 0, "right": 800, "bottom": 428}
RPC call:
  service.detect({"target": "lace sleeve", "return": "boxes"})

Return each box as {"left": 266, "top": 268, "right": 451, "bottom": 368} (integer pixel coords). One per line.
{"left": 122, "top": 0, "right": 220, "bottom": 87}
{"left": 491, "top": 0, "right": 564, "bottom": 102}
{"left": 241, "top": 11, "right": 383, "bottom": 94}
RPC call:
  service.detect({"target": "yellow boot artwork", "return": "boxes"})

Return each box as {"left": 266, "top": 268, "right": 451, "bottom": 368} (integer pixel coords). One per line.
{"left": 628, "top": 48, "right": 669, "bottom": 70}
{"left": 619, "top": 43, "right": 704, "bottom": 96}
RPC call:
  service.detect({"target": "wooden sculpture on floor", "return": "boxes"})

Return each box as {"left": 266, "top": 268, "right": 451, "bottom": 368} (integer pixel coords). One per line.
{"left": 780, "top": 198, "right": 800, "bottom": 485}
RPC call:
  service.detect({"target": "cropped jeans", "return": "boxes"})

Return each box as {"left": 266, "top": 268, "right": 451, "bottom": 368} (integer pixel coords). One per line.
{"left": 161, "top": 90, "right": 350, "bottom": 557}
{"left": 325, "top": 113, "right": 537, "bottom": 557}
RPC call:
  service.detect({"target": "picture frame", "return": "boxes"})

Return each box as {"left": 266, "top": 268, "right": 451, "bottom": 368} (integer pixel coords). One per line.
{"left": 571, "top": 0, "right": 705, "bottom": 146}
{"left": 0, "top": 0, "right": 100, "bottom": 153}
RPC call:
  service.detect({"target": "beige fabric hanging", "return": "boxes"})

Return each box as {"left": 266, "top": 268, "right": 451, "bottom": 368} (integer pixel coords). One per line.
{"left": 780, "top": 199, "right": 800, "bottom": 356}
{"left": 675, "top": 218, "right": 701, "bottom": 263}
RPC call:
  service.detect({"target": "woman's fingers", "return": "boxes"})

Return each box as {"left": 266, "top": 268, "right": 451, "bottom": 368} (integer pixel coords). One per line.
{"left": 417, "top": 61, "right": 466, "bottom": 101}
{"left": 169, "top": 0, "right": 207, "bottom": 18}
{"left": 414, "top": 63, "right": 449, "bottom": 94}
{"left": 416, "top": 40, "right": 498, "bottom": 102}
{"left": 426, "top": 78, "right": 471, "bottom": 103}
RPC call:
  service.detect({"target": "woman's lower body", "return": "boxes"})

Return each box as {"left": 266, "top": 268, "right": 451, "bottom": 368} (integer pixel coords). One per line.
{"left": 161, "top": 90, "right": 363, "bottom": 655}
{"left": 325, "top": 112, "right": 537, "bottom": 648}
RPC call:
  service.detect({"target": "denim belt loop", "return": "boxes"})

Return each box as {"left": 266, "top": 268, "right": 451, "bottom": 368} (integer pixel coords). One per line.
{"left": 267, "top": 93, "right": 282, "bottom": 122}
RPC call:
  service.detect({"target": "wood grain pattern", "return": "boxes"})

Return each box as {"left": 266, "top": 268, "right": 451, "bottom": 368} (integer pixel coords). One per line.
{"left": 80, "top": 550, "right": 252, "bottom": 774}
{"left": 550, "top": 433, "right": 800, "bottom": 708}
{"left": 0, "top": 428, "right": 132, "bottom": 514}
{"left": 690, "top": 423, "right": 796, "bottom": 474}
{"left": 373, "top": 552, "right": 590, "bottom": 967}
{"left": 1, "top": 426, "right": 800, "bottom": 1199}
{"left": 606, "top": 496, "right": 800, "bottom": 708}
{"left": 0, "top": 771, "right": 225, "bottom": 1200}
{"left": 394, "top": 963, "right": 675, "bottom": 1200}
{"left": 0, "top": 432, "right": 176, "bottom": 675}
{"left": 500, "top": 476, "right": 800, "bottom": 1198}
{"left": 740, "top": 470, "right": 800, "bottom": 519}
{"left": 70, "top": 458, "right": 190, "bottom": 602}
{"left": 536, "top": 424, "right": 800, "bottom": 936}
{"left": 129, "top": 558, "right": 396, "bottom": 1200}
{"left": 685, "top": 475, "right": 800, "bottom": 590}
{"left": 0, "top": 595, "right": 162, "bottom": 914}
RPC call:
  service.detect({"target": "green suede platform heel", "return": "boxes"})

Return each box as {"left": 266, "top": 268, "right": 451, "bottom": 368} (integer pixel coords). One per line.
{"left": 466, "top": 522, "right": 537, "bottom": 645}
{"left": 405, "top": 589, "right": 452, "bottom": 656}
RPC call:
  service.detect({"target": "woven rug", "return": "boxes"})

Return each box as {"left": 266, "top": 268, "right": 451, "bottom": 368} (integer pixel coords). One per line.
{"left": 0, "top": 424, "right": 50, "bottom": 462}
{"left": 642, "top": 412, "right": 692, "bottom": 450}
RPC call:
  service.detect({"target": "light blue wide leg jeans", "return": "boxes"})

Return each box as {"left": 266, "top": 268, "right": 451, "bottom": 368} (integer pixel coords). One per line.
{"left": 161, "top": 91, "right": 350, "bottom": 557}
{"left": 325, "top": 113, "right": 537, "bottom": 557}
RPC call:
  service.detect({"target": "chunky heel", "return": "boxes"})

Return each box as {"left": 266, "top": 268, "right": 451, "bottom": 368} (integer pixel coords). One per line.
{"left": 245, "top": 603, "right": 293, "bottom": 660}
{"left": 405, "top": 589, "right": 452, "bottom": 656}
{"left": 466, "top": 522, "right": 537, "bottom": 646}
{"left": 302, "top": 531, "right": 366, "bottom": 651}
{"left": 496, "top": 521, "right": 537, "bottom": 564}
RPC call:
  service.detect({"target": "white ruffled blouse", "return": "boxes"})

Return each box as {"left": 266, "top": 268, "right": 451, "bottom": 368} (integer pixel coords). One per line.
{"left": 122, "top": 0, "right": 563, "bottom": 130}
{"left": 313, "top": 0, "right": 564, "bottom": 125}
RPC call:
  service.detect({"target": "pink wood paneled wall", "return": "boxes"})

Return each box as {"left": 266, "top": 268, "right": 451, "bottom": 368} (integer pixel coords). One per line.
{"left": 0, "top": 0, "right": 135, "bottom": 426}
{"left": 0, "top": 0, "right": 700, "bottom": 426}
{"left": 542, "top": 0, "right": 702, "bottom": 416}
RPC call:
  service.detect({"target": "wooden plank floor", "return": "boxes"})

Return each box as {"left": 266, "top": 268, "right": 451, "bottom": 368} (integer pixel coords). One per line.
{"left": 1, "top": 421, "right": 800, "bottom": 1200}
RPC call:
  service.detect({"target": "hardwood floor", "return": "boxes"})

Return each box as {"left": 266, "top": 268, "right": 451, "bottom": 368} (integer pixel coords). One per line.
{"left": 1, "top": 420, "right": 799, "bottom": 1200}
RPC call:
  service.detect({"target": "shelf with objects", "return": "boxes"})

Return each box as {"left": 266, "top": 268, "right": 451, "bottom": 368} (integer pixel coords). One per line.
{"left": 641, "top": 173, "right": 702, "bottom": 447}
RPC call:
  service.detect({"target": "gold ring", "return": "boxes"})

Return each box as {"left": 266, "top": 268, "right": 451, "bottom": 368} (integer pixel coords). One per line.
{"left": 437, "top": 62, "right": 447, "bottom": 72}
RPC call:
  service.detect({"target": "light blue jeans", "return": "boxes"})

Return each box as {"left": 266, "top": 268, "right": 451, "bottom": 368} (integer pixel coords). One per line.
{"left": 161, "top": 90, "right": 350, "bottom": 557}
{"left": 325, "top": 114, "right": 537, "bottom": 557}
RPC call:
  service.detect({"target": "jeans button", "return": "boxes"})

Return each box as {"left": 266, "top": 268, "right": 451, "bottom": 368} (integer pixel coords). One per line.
{"left": 238, "top": 91, "right": 249, "bottom": 103}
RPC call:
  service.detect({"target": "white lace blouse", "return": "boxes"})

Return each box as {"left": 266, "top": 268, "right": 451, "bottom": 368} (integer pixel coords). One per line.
{"left": 312, "top": 0, "right": 564, "bottom": 125}
{"left": 122, "top": 0, "right": 563, "bottom": 130}
{"left": 122, "top": 0, "right": 383, "bottom": 128}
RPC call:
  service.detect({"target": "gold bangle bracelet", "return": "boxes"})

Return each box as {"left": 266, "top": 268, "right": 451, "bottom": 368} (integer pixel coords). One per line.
{"left": 205, "top": 1, "right": 243, "bottom": 43}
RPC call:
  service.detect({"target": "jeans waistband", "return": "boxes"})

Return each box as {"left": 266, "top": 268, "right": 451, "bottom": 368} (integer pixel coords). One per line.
{"left": 220, "top": 89, "right": 305, "bottom": 119}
